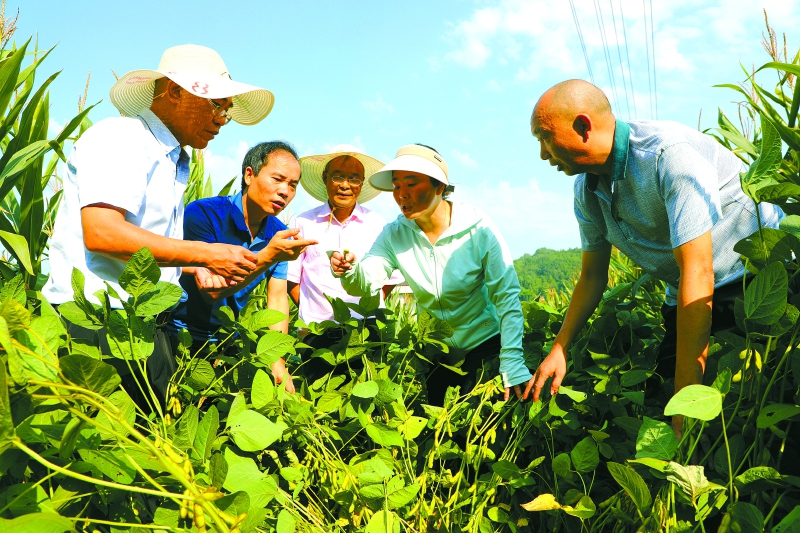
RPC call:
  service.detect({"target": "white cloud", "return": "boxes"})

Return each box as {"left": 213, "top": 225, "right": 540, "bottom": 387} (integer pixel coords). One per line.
{"left": 361, "top": 93, "right": 394, "bottom": 115}
{"left": 450, "top": 149, "right": 477, "bottom": 168}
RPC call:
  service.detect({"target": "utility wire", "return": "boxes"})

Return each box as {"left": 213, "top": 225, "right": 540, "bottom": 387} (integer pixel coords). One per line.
{"left": 593, "top": 0, "right": 620, "bottom": 113}
{"left": 617, "top": 0, "right": 637, "bottom": 117}
{"left": 569, "top": 0, "right": 595, "bottom": 85}
{"left": 608, "top": 0, "right": 631, "bottom": 118}
{"left": 649, "top": 0, "right": 658, "bottom": 118}
{"left": 642, "top": 0, "right": 654, "bottom": 118}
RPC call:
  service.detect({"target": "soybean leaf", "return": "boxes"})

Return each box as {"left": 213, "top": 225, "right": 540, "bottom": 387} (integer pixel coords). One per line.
{"left": 118, "top": 248, "right": 160, "bottom": 298}
{"left": 209, "top": 452, "right": 228, "bottom": 490}
{"left": 228, "top": 410, "right": 283, "bottom": 452}
{"left": 256, "top": 330, "right": 295, "bottom": 366}
{"left": 243, "top": 309, "right": 287, "bottom": 332}
{"left": 366, "top": 422, "right": 403, "bottom": 447}
{"left": 135, "top": 282, "right": 183, "bottom": 316}
{"left": 194, "top": 405, "right": 219, "bottom": 462}
{"left": 492, "top": 460, "right": 522, "bottom": 480}
{"left": 728, "top": 502, "right": 765, "bottom": 533}
{"left": 0, "top": 357, "right": 14, "bottom": 450}
{"left": 223, "top": 447, "right": 278, "bottom": 507}
{"left": 635, "top": 417, "right": 678, "bottom": 461}
{"left": 251, "top": 369, "right": 275, "bottom": 409}
{"left": 744, "top": 261, "right": 787, "bottom": 325}
{"left": 172, "top": 405, "right": 200, "bottom": 451}
{"left": 79, "top": 448, "right": 136, "bottom": 484}
{"left": 375, "top": 379, "right": 403, "bottom": 405}
{"left": 0, "top": 512, "right": 74, "bottom": 533}
{"left": 276, "top": 509, "right": 296, "bottom": 533}
{"left": 399, "top": 416, "right": 427, "bottom": 440}
{"left": 570, "top": 436, "right": 599, "bottom": 473}
{"left": 558, "top": 385, "right": 587, "bottom": 402}
{"left": 664, "top": 385, "right": 722, "bottom": 421}
{"left": 756, "top": 403, "right": 800, "bottom": 428}
{"left": 714, "top": 434, "right": 745, "bottom": 477}
{"left": 365, "top": 510, "right": 401, "bottom": 533}
{"left": 562, "top": 495, "right": 596, "bottom": 519}
{"left": 185, "top": 359, "right": 215, "bottom": 391}
{"left": 734, "top": 467, "right": 786, "bottom": 495}
{"left": 520, "top": 493, "right": 561, "bottom": 512}
{"left": 620, "top": 370, "right": 651, "bottom": 387}
{"left": 552, "top": 453, "right": 573, "bottom": 480}
{"left": 95, "top": 390, "right": 135, "bottom": 441}
{"left": 607, "top": 462, "right": 652, "bottom": 517}
{"left": 772, "top": 505, "right": 800, "bottom": 533}
{"left": 352, "top": 380, "right": 380, "bottom": 399}
{"left": 664, "top": 463, "right": 720, "bottom": 504}
{"left": 60, "top": 354, "right": 120, "bottom": 397}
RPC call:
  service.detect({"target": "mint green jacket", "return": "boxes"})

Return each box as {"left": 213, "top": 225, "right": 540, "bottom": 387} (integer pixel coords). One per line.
{"left": 339, "top": 202, "right": 531, "bottom": 388}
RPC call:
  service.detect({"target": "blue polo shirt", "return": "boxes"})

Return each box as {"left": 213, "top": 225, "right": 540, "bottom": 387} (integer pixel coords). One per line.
{"left": 169, "top": 192, "right": 288, "bottom": 341}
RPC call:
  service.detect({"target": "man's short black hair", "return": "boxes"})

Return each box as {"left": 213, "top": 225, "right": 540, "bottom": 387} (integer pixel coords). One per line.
{"left": 241, "top": 141, "right": 299, "bottom": 191}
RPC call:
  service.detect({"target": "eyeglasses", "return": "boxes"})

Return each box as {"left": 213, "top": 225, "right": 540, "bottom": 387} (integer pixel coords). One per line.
{"left": 208, "top": 99, "right": 234, "bottom": 122}
{"left": 329, "top": 174, "right": 364, "bottom": 185}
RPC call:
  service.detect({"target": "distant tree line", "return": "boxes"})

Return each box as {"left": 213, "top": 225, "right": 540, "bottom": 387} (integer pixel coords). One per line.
{"left": 514, "top": 248, "right": 581, "bottom": 301}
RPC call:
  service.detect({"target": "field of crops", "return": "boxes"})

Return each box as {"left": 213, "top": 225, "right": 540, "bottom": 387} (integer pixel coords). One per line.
{"left": 1, "top": 16, "right": 800, "bottom": 533}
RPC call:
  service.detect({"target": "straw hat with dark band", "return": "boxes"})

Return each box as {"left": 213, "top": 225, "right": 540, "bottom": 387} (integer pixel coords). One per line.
{"left": 299, "top": 144, "right": 385, "bottom": 203}
{"left": 368, "top": 144, "right": 449, "bottom": 191}
{"left": 110, "top": 44, "right": 274, "bottom": 125}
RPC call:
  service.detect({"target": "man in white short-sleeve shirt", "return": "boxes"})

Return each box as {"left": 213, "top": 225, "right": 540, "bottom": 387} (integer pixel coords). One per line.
{"left": 42, "top": 45, "right": 274, "bottom": 409}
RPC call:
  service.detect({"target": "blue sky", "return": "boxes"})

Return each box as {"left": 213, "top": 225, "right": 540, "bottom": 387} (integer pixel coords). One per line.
{"left": 16, "top": 0, "right": 799, "bottom": 258}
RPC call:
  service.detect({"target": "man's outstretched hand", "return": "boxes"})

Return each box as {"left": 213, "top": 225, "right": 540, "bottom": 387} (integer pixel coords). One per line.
{"left": 262, "top": 228, "right": 317, "bottom": 264}
{"left": 531, "top": 346, "right": 568, "bottom": 402}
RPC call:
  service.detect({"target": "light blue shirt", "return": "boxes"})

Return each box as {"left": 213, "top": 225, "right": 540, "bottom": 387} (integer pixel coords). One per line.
{"left": 43, "top": 110, "right": 189, "bottom": 306}
{"left": 574, "top": 119, "right": 783, "bottom": 305}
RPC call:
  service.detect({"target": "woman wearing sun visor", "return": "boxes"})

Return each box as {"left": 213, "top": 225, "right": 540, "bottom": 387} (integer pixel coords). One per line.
{"left": 330, "top": 143, "right": 534, "bottom": 405}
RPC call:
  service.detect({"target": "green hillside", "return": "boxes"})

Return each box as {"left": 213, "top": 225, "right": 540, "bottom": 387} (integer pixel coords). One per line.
{"left": 514, "top": 247, "right": 581, "bottom": 301}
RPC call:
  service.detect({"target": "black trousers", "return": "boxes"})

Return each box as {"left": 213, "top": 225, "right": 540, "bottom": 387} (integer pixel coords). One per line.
{"left": 59, "top": 311, "right": 175, "bottom": 413}
{"left": 426, "top": 334, "right": 501, "bottom": 407}
{"left": 656, "top": 279, "right": 743, "bottom": 380}
{"left": 298, "top": 321, "right": 375, "bottom": 384}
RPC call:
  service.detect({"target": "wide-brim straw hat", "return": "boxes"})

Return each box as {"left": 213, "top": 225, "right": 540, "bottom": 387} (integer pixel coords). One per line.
{"left": 299, "top": 144, "right": 385, "bottom": 203}
{"left": 109, "top": 44, "right": 274, "bottom": 125}
{"left": 369, "top": 144, "right": 449, "bottom": 191}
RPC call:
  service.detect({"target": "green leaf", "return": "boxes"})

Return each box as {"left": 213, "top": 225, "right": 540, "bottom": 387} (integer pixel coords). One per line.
{"left": 620, "top": 370, "right": 651, "bottom": 387}
{"left": 728, "top": 502, "right": 765, "bottom": 533}
{"left": 562, "top": 495, "right": 596, "bottom": 519}
{"left": 744, "top": 261, "right": 787, "bottom": 325}
{"left": 386, "top": 480, "right": 419, "bottom": 509}
{"left": 0, "top": 350, "right": 14, "bottom": 450}
{"left": 94, "top": 390, "right": 135, "bottom": 441}
{"left": 209, "top": 452, "right": 228, "bottom": 490}
{"left": 520, "top": 493, "right": 561, "bottom": 512}
{"left": 558, "top": 385, "right": 587, "bottom": 402}
{"left": 734, "top": 228, "right": 799, "bottom": 268}
{"left": 255, "top": 330, "right": 295, "bottom": 366}
{"left": 552, "top": 453, "right": 573, "bottom": 480}
{"left": 172, "top": 405, "right": 200, "bottom": 451}
{"left": 352, "top": 380, "right": 380, "bottom": 399}
{"left": 570, "top": 436, "right": 599, "bottom": 473}
{"left": 243, "top": 308, "right": 287, "bottom": 332}
{"left": 135, "top": 282, "right": 183, "bottom": 316}
{"left": 491, "top": 460, "right": 522, "bottom": 480}
{"left": 194, "top": 406, "right": 219, "bottom": 462}
{"left": 741, "top": 113, "right": 783, "bottom": 192}
{"left": 79, "top": 448, "right": 136, "bottom": 484}
{"left": 635, "top": 416, "right": 679, "bottom": 461}
{"left": 756, "top": 403, "right": 800, "bottom": 428}
{"left": 771, "top": 504, "right": 800, "bottom": 533}
{"left": 0, "top": 230, "right": 33, "bottom": 275}
{"left": 364, "top": 510, "right": 401, "bottom": 533}
{"left": 228, "top": 410, "right": 283, "bottom": 452}
{"left": 365, "top": 422, "right": 403, "bottom": 447}
{"left": 0, "top": 140, "right": 51, "bottom": 196}
{"left": 60, "top": 354, "right": 121, "bottom": 397}
{"left": 185, "top": 358, "right": 215, "bottom": 391}
{"left": 664, "top": 385, "right": 722, "bottom": 421}
{"left": 276, "top": 509, "right": 296, "bottom": 533}
{"left": 375, "top": 380, "right": 403, "bottom": 405}
{"left": 607, "top": 462, "right": 652, "bottom": 517}
{"left": 223, "top": 447, "right": 278, "bottom": 508}
{"left": 118, "top": 247, "right": 161, "bottom": 298}
{"left": 0, "top": 512, "right": 73, "bottom": 533}
{"left": 251, "top": 369, "right": 275, "bottom": 409}
{"left": 734, "top": 466, "right": 785, "bottom": 495}
{"left": 0, "top": 297, "right": 31, "bottom": 334}
{"left": 664, "top": 462, "right": 720, "bottom": 503}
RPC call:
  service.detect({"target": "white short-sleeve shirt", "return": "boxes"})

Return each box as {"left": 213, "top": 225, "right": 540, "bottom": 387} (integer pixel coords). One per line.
{"left": 42, "top": 110, "right": 188, "bottom": 306}
{"left": 286, "top": 202, "right": 403, "bottom": 325}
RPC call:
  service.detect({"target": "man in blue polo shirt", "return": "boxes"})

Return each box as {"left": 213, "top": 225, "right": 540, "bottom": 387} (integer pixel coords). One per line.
{"left": 169, "top": 141, "right": 316, "bottom": 393}
{"left": 527, "top": 79, "right": 783, "bottom": 436}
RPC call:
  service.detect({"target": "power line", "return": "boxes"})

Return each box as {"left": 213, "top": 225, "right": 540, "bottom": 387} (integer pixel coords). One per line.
{"left": 593, "top": 0, "right": 620, "bottom": 113}
{"left": 608, "top": 0, "right": 631, "bottom": 118}
{"left": 617, "top": 0, "right": 637, "bottom": 117}
{"left": 569, "top": 0, "right": 595, "bottom": 85}
{"left": 649, "top": 0, "right": 658, "bottom": 118}
{"left": 642, "top": 0, "right": 654, "bottom": 118}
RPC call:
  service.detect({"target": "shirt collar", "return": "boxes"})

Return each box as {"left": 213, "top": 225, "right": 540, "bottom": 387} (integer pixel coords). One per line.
{"left": 137, "top": 109, "right": 181, "bottom": 155}
{"left": 230, "top": 191, "right": 250, "bottom": 234}
{"left": 314, "top": 202, "right": 365, "bottom": 223}
{"left": 586, "top": 119, "right": 630, "bottom": 191}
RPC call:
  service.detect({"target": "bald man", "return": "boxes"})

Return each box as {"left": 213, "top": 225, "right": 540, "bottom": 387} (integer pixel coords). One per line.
{"left": 528, "top": 79, "right": 783, "bottom": 436}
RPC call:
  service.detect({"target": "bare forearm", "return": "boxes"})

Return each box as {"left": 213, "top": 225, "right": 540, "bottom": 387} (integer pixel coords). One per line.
{"left": 553, "top": 274, "right": 607, "bottom": 351}
{"left": 674, "top": 286, "right": 712, "bottom": 393}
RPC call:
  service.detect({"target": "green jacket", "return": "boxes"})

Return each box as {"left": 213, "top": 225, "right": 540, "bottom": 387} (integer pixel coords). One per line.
{"left": 339, "top": 202, "right": 531, "bottom": 388}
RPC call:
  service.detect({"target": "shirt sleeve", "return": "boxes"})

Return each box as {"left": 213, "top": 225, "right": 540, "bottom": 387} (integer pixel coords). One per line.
{"left": 286, "top": 218, "right": 302, "bottom": 284}
{"left": 479, "top": 218, "right": 532, "bottom": 388}
{"left": 272, "top": 261, "right": 288, "bottom": 280}
{"left": 339, "top": 227, "right": 397, "bottom": 296}
{"left": 574, "top": 177, "right": 610, "bottom": 252}
{"left": 658, "top": 143, "right": 722, "bottom": 248}
{"left": 182, "top": 201, "right": 217, "bottom": 243}
{"left": 75, "top": 119, "right": 151, "bottom": 215}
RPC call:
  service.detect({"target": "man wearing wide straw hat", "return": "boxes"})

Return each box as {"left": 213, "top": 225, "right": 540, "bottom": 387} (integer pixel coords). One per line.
{"left": 287, "top": 145, "right": 402, "bottom": 361}
{"left": 43, "top": 44, "right": 275, "bottom": 410}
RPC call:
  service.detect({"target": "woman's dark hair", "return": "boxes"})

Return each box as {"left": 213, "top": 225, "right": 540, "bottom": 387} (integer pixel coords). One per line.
{"left": 240, "top": 141, "right": 299, "bottom": 191}
{"left": 414, "top": 143, "right": 455, "bottom": 199}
